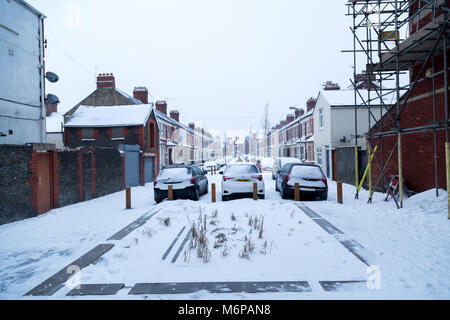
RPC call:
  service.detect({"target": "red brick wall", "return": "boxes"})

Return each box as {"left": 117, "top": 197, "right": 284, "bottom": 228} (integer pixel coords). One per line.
{"left": 369, "top": 51, "right": 448, "bottom": 192}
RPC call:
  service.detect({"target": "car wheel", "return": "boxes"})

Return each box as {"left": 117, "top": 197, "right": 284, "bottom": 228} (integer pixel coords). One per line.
{"left": 222, "top": 195, "right": 228, "bottom": 202}
{"left": 204, "top": 185, "right": 209, "bottom": 195}
{"left": 259, "top": 195, "right": 265, "bottom": 200}
{"left": 275, "top": 183, "right": 279, "bottom": 192}
{"left": 319, "top": 191, "right": 328, "bottom": 201}
{"left": 281, "top": 187, "right": 289, "bottom": 200}
{"left": 155, "top": 196, "right": 163, "bottom": 204}
{"left": 192, "top": 187, "right": 200, "bottom": 201}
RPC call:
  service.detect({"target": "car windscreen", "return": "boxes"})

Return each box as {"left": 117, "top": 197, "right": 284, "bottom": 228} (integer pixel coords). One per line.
{"left": 225, "top": 165, "right": 259, "bottom": 175}
{"left": 158, "top": 168, "right": 191, "bottom": 178}
{"left": 290, "top": 165, "right": 324, "bottom": 179}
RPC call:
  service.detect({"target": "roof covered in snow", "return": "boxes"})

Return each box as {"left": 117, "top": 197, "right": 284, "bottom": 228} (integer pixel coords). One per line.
{"left": 46, "top": 113, "right": 64, "bottom": 133}
{"left": 64, "top": 104, "right": 154, "bottom": 128}
{"left": 319, "top": 89, "right": 397, "bottom": 107}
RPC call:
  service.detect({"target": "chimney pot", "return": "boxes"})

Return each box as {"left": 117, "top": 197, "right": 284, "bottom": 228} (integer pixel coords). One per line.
{"left": 133, "top": 86, "right": 149, "bottom": 104}
{"left": 97, "top": 73, "right": 116, "bottom": 89}
{"left": 156, "top": 101, "right": 168, "bottom": 115}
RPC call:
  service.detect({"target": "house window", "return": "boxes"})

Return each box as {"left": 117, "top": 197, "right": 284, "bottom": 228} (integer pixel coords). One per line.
{"left": 111, "top": 127, "right": 125, "bottom": 140}
{"left": 82, "top": 128, "right": 94, "bottom": 140}
{"left": 317, "top": 147, "right": 323, "bottom": 165}
{"left": 319, "top": 108, "right": 324, "bottom": 129}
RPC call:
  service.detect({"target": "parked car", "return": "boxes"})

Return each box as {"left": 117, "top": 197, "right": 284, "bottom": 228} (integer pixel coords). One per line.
{"left": 260, "top": 157, "right": 275, "bottom": 171}
{"left": 154, "top": 165, "right": 208, "bottom": 203}
{"left": 272, "top": 157, "right": 302, "bottom": 180}
{"left": 276, "top": 163, "right": 328, "bottom": 201}
{"left": 220, "top": 164, "right": 265, "bottom": 201}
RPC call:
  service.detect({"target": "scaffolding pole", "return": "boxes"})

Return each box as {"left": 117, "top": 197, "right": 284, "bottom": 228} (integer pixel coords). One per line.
{"left": 346, "top": 0, "right": 449, "bottom": 210}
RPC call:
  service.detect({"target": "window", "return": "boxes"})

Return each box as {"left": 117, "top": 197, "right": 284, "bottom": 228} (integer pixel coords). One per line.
{"left": 317, "top": 147, "right": 323, "bottom": 165}
{"left": 82, "top": 128, "right": 94, "bottom": 140}
{"left": 319, "top": 108, "right": 324, "bottom": 129}
{"left": 112, "top": 127, "right": 124, "bottom": 140}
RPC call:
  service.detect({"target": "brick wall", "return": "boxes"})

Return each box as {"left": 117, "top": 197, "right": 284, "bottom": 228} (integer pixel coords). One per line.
{"left": 0, "top": 146, "right": 125, "bottom": 226}
{"left": 94, "top": 148, "right": 124, "bottom": 197}
{"left": 0, "top": 145, "right": 34, "bottom": 225}
{"left": 65, "top": 127, "right": 141, "bottom": 149}
{"left": 369, "top": 51, "right": 448, "bottom": 193}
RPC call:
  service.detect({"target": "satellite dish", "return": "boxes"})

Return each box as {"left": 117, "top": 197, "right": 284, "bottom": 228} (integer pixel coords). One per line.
{"left": 46, "top": 94, "right": 60, "bottom": 105}
{"left": 45, "top": 72, "right": 59, "bottom": 83}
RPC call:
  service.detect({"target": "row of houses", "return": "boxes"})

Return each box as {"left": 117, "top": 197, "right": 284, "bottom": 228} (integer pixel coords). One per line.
{"left": 0, "top": 0, "right": 222, "bottom": 224}
{"left": 45, "top": 73, "right": 222, "bottom": 185}
{"left": 267, "top": 80, "right": 394, "bottom": 182}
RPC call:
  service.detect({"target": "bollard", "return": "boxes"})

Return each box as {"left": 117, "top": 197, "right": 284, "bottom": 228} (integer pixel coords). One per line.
{"left": 295, "top": 183, "right": 300, "bottom": 202}
{"left": 126, "top": 188, "right": 131, "bottom": 209}
{"left": 168, "top": 185, "right": 174, "bottom": 201}
{"left": 212, "top": 183, "right": 216, "bottom": 203}
{"left": 337, "top": 182, "right": 343, "bottom": 204}
{"left": 253, "top": 183, "right": 258, "bottom": 200}
{"left": 211, "top": 167, "right": 214, "bottom": 176}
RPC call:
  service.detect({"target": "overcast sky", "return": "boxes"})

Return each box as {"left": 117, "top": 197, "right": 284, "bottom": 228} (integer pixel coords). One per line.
{"left": 28, "top": 0, "right": 354, "bottom": 137}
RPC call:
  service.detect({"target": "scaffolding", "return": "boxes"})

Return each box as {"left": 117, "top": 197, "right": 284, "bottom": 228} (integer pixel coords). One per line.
{"left": 345, "top": 0, "right": 449, "bottom": 214}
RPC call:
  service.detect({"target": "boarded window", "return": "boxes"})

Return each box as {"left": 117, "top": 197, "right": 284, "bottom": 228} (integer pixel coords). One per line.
{"left": 112, "top": 127, "right": 125, "bottom": 139}
{"left": 82, "top": 128, "right": 94, "bottom": 140}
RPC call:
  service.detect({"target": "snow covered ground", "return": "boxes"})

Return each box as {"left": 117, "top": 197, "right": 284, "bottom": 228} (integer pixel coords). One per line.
{"left": 0, "top": 172, "right": 449, "bottom": 300}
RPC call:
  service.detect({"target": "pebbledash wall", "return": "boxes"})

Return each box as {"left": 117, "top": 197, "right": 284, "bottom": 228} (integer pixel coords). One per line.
{"left": 0, "top": 145, "right": 124, "bottom": 225}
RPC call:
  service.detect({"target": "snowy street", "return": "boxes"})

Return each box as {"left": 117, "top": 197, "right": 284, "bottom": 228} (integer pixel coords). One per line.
{"left": 0, "top": 173, "right": 449, "bottom": 300}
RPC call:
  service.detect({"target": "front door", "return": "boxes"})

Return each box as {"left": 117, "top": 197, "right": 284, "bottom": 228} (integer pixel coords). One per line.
{"left": 36, "top": 153, "right": 52, "bottom": 214}
{"left": 124, "top": 145, "right": 140, "bottom": 187}
{"left": 144, "top": 157, "right": 155, "bottom": 183}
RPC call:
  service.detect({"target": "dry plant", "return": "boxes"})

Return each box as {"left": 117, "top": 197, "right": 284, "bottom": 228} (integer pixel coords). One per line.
{"left": 239, "top": 236, "right": 256, "bottom": 260}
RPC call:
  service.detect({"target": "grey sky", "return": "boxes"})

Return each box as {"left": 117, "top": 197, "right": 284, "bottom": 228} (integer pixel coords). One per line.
{"left": 28, "top": 0, "right": 353, "bottom": 136}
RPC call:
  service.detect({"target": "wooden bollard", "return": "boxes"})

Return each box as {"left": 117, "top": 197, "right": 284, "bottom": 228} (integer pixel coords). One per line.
{"left": 295, "top": 183, "right": 300, "bottom": 202}
{"left": 337, "top": 182, "right": 343, "bottom": 204}
{"left": 168, "top": 185, "right": 174, "bottom": 201}
{"left": 126, "top": 187, "right": 131, "bottom": 209}
{"left": 211, "top": 167, "right": 214, "bottom": 176}
{"left": 253, "top": 183, "right": 258, "bottom": 200}
{"left": 212, "top": 183, "right": 216, "bottom": 203}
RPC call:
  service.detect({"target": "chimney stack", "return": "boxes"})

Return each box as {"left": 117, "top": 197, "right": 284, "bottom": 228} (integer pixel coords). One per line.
{"left": 323, "top": 81, "right": 340, "bottom": 91}
{"left": 286, "top": 114, "right": 295, "bottom": 124}
{"left": 307, "top": 98, "right": 317, "bottom": 112}
{"left": 45, "top": 101, "right": 58, "bottom": 117}
{"left": 96, "top": 73, "right": 116, "bottom": 89}
{"left": 170, "top": 110, "right": 180, "bottom": 122}
{"left": 189, "top": 122, "right": 195, "bottom": 130}
{"left": 155, "top": 101, "right": 167, "bottom": 115}
{"left": 133, "top": 87, "right": 149, "bottom": 104}
{"left": 295, "top": 108, "right": 305, "bottom": 119}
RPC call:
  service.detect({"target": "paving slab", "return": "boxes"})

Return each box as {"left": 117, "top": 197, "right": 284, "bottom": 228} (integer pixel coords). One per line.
{"left": 128, "top": 281, "right": 311, "bottom": 295}
{"left": 296, "top": 204, "right": 373, "bottom": 266}
{"left": 107, "top": 208, "right": 160, "bottom": 241}
{"left": 25, "top": 244, "right": 114, "bottom": 296}
{"left": 66, "top": 283, "right": 125, "bottom": 296}
{"left": 320, "top": 281, "right": 367, "bottom": 292}
{"left": 295, "top": 203, "right": 322, "bottom": 219}
{"left": 313, "top": 218, "right": 344, "bottom": 235}
{"left": 162, "top": 226, "right": 187, "bottom": 260}
{"left": 171, "top": 228, "right": 192, "bottom": 263}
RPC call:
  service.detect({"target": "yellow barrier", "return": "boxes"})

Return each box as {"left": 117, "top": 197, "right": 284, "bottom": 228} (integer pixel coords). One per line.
{"left": 357, "top": 145, "right": 379, "bottom": 195}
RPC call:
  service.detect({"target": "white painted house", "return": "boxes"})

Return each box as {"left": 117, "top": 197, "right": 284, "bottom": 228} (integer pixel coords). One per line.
{"left": 0, "top": 0, "right": 46, "bottom": 145}
{"left": 313, "top": 89, "right": 395, "bottom": 179}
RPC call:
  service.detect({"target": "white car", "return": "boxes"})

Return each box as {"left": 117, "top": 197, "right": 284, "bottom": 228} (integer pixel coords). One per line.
{"left": 221, "top": 164, "right": 265, "bottom": 201}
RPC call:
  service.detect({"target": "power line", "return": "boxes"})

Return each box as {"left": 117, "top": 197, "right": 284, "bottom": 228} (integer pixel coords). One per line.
{"left": 46, "top": 37, "right": 95, "bottom": 79}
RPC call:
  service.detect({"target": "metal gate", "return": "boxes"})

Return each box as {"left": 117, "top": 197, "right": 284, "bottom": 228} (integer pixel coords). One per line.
{"left": 36, "top": 152, "right": 52, "bottom": 214}
{"left": 144, "top": 157, "right": 155, "bottom": 184}
{"left": 123, "top": 145, "right": 140, "bottom": 187}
